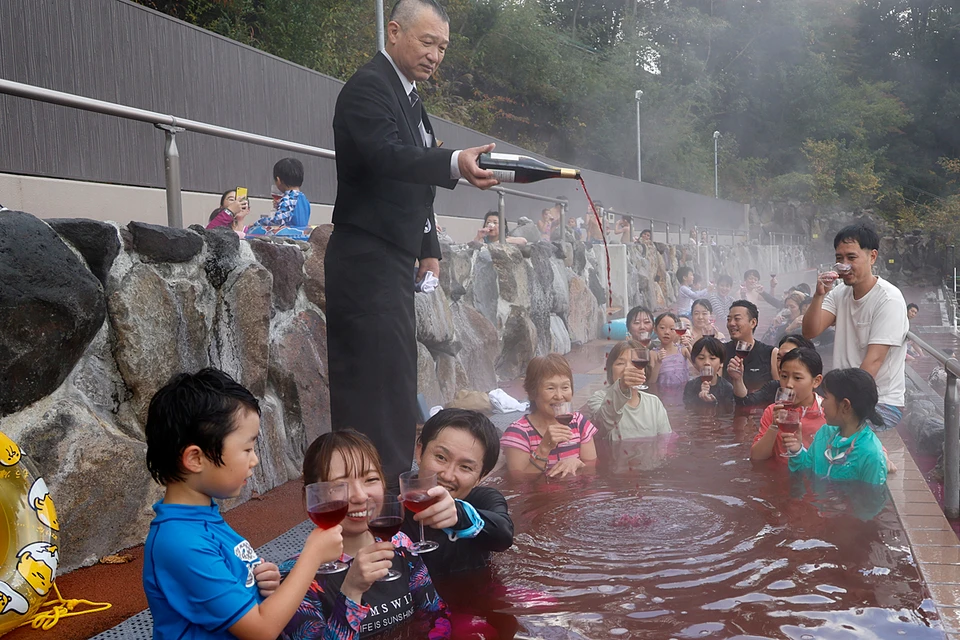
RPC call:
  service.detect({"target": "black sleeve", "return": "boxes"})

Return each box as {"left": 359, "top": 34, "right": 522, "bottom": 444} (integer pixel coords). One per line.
{"left": 760, "top": 290, "right": 781, "bottom": 308}
{"left": 338, "top": 70, "right": 457, "bottom": 187}
{"left": 455, "top": 487, "right": 514, "bottom": 553}
{"left": 683, "top": 378, "right": 702, "bottom": 403}
{"left": 420, "top": 212, "right": 441, "bottom": 260}
{"left": 735, "top": 379, "right": 778, "bottom": 406}
{"left": 711, "top": 378, "right": 736, "bottom": 405}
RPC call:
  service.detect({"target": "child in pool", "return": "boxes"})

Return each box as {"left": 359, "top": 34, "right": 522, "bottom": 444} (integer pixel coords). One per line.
{"left": 683, "top": 337, "right": 735, "bottom": 405}
{"left": 750, "top": 348, "right": 824, "bottom": 462}
{"left": 648, "top": 312, "right": 692, "bottom": 386}
{"left": 782, "top": 368, "right": 889, "bottom": 485}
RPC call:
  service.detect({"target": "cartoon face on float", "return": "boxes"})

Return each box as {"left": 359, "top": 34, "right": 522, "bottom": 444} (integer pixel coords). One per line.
{"left": 0, "top": 581, "right": 28, "bottom": 616}
{"left": 16, "top": 543, "right": 58, "bottom": 596}
{"left": 0, "top": 434, "right": 21, "bottom": 467}
{"left": 27, "top": 479, "right": 58, "bottom": 532}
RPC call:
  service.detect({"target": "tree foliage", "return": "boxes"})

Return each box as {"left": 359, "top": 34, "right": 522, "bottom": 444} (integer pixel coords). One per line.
{"left": 136, "top": 0, "right": 960, "bottom": 227}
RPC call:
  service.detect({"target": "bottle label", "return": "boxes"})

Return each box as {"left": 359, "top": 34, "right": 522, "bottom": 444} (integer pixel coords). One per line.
{"left": 488, "top": 153, "right": 522, "bottom": 162}
{"left": 491, "top": 170, "right": 516, "bottom": 183}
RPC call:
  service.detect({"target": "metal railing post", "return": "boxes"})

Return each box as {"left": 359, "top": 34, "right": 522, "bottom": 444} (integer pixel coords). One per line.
{"left": 946, "top": 366, "right": 960, "bottom": 519}
{"left": 497, "top": 191, "right": 506, "bottom": 245}
{"left": 156, "top": 123, "right": 184, "bottom": 229}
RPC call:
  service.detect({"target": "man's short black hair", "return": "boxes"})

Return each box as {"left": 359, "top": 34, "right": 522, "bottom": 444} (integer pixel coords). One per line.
{"left": 145, "top": 368, "right": 261, "bottom": 486}
{"left": 907, "top": 303, "right": 919, "bottom": 312}
{"left": 729, "top": 299, "right": 759, "bottom": 322}
{"left": 743, "top": 269, "right": 760, "bottom": 280}
{"left": 273, "top": 157, "right": 304, "bottom": 188}
{"left": 390, "top": 0, "right": 449, "bottom": 24}
{"left": 834, "top": 223, "right": 880, "bottom": 251}
{"left": 419, "top": 409, "right": 500, "bottom": 479}
{"left": 717, "top": 274, "right": 733, "bottom": 286}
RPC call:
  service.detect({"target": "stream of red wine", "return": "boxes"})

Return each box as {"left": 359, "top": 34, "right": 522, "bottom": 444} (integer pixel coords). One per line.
{"left": 578, "top": 176, "right": 614, "bottom": 340}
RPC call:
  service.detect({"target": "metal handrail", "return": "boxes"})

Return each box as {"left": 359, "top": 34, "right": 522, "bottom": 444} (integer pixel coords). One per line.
{"left": 908, "top": 330, "right": 960, "bottom": 519}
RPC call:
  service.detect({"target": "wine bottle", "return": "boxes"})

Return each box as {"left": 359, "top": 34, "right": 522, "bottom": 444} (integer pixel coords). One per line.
{"left": 478, "top": 153, "right": 580, "bottom": 184}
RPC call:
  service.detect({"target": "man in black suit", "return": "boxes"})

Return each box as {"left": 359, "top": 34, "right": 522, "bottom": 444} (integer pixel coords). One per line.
{"left": 326, "top": 0, "right": 498, "bottom": 483}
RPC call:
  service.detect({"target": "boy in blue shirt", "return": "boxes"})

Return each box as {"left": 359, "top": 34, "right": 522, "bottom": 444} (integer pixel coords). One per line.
{"left": 143, "top": 368, "right": 343, "bottom": 640}
{"left": 251, "top": 158, "right": 311, "bottom": 228}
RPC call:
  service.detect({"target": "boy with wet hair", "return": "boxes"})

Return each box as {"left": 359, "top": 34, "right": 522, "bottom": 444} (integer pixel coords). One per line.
{"left": 143, "top": 368, "right": 343, "bottom": 640}
{"left": 402, "top": 408, "right": 513, "bottom": 578}
{"left": 252, "top": 158, "right": 312, "bottom": 228}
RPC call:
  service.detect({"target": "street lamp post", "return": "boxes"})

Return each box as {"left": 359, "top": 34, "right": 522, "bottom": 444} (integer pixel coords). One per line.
{"left": 713, "top": 130, "right": 720, "bottom": 199}
{"left": 375, "top": 0, "right": 385, "bottom": 51}
{"left": 635, "top": 90, "right": 643, "bottom": 182}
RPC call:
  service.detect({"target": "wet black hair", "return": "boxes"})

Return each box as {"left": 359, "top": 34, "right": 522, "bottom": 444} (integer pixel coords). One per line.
{"left": 654, "top": 311, "right": 680, "bottom": 328}
{"left": 626, "top": 305, "right": 653, "bottom": 329}
{"left": 717, "top": 274, "right": 733, "bottom": 286}
{"left": 219, "top": 189, "right": 235, "bottom": 208}
{"left": 821, "top": 368, "right": 884, "bottom": 427}
{"left": 907, "top": 303, "right": 919, "bottom": 313}
{"left": 793, "top": 282, "right": 812, "bottom": 295}
{"left": 834, "top": 223, "right": 880, "bottom": 252}
{"left": 145, "top": 368, "right": 261, "bottom": 486}
{"left": 743, "top": 269, "right": 760, "bottom": 280}
{"left": 778, "top": 334, "right": 815, "bottom": 350}
{"left": 779, "top": 347, "right": 823, "bottom": 378}
{"left": 419, "top": 409, "right": 501, "bottom": 479}
{"left": 273, "top": 157, "right": 304, "bottom": 188}
{"left": 729, "top": 299, "right": 759, "bottom": 323}
{"left": 483, "top": 210, "right": 508, "bottom": 233}
{"left": 692, "top": 298, "right": 713, "bottom": 313}
{"left": 676, "top": 266, "right": 694, "bottom": 282}
{"left": 691, "top": 336, "right": 725, "bottom": 362}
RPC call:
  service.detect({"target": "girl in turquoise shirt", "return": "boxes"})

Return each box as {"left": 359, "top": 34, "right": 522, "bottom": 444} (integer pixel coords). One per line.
{"left": 782, "top": 368, "right": 888, "bottom": 485}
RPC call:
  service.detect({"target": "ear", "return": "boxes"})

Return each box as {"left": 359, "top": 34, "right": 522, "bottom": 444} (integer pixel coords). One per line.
{"left": 812, "top": 374, "right": 823, "bottom": 389}
{"left": 180, "top": 445, "right": 205, "bottom": 474}
{"left": 386, "top": 20, "right": 401, "bottom": 43}
{"left": 414, "top": 441, "right": 423, "bottom": 465}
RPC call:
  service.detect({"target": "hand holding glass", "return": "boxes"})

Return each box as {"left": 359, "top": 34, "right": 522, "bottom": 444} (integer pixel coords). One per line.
{"left": 777, "top": 408, "right": 803, "bottom": 457}
{"left": 366, "top": 497, "right": 403, "bottom": 582}
{"left": 398, "top": 471, "right": 440, "bottom": 554}
{"left": 630, "top": 347, "right": 650, "bottom": 391}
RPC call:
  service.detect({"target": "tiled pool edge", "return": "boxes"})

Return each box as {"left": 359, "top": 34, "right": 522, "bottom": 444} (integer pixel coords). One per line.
{"left": 879, "top": 426, "right": 960, "bottom": 637}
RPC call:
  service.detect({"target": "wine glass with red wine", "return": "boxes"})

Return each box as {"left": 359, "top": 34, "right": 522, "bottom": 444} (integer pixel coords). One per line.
{"left": 398, "top": 471, "right": 441, "bottom": 554}
{"left": 552, "top": 402, "right": 574, "bottom": 426}
{"left": 777, "top": 408, "right": 802, "bottom": 457}
{"left": 305, "top": 481, "right": 350, "bottom": 574}
{"left": 735, "top": 341, "right": 753, "bottom": 360}
{"left": 630, "top": 347, "right": 649, "bottom": 391}
{"left": 700, "top": 365, "right": 714, "bottom": 384}
{"left": 367, "top": 496, "right": 403, "bottom": 582}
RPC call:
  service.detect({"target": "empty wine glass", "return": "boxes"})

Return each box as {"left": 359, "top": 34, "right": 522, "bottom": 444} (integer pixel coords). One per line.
{"left": 305, "top": 481, "right": 350, "bottom": 574}
{"left": 366, "top": 497, "right": 403, "bottom": 582}
{"left": 398, "top": 471, "right": 440, "bottom": 554}
{"left": 629, "top": 347, "right": 649, "bottom": 391}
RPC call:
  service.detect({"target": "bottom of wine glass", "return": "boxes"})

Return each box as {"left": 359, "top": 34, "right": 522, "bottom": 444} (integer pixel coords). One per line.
{"left": 633, "top": 384, "right": 649, "bottom": 391}
{"left": 780, "top": 451, "right": 800, "bottom": 458}
{"left": 316, "top": 560, "right": 349, "bottom": 574}
{"left": 376, "top": 569, "right": 403, "bottom": 582}
{"left": 411, "top": 540, "right": 440, "bottom": 555}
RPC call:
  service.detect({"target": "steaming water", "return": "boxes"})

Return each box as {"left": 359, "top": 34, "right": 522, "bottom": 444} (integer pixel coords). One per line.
{"left": 440, "top": 391, "right": 945, "bottom": 639}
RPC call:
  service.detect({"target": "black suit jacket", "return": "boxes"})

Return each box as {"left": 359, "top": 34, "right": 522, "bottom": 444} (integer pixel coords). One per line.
{"left": 332, "top": 52, "right": 458, "bottom": 259}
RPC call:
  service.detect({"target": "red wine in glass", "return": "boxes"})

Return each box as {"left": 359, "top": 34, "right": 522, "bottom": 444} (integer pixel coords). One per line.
{"left": 778, "top": 419, "right": 801, "bottom": 435}
{"left": 632, "top": 358, "right": 649, "bottom": 370}
{"left": 674, "top": 328, "right": 687, "bottom": 337}
{"left": 735, "top": 341, "right": 753, "bottom": 360}
{"left": 555, "top": 414, "right": 574, "bottom": 426}
{"left": 402, "top": 491, "right": 441, "bottom": 514}
{"left": 308, "top": 500, "right": 349, "bottom": 529}
{"left": 367, "top": 515, "right": 403, "bottom": 540}
{"left": 638, "top": 338, "right": 652, "bottom": 348}
{"left": 700, "top": 373, "right": 713, "bottom": 383}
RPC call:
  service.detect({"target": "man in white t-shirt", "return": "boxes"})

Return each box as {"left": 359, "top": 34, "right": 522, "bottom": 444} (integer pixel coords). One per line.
{"left": 802, "top": 223, "right": 908, "bottom": 428}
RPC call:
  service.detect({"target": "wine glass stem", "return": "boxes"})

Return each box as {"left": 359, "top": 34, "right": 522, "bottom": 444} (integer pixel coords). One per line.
{"left": 419, "top": 520, "right": 427, "bottom": 545}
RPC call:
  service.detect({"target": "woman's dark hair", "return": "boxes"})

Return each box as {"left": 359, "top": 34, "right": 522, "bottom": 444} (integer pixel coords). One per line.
{"left": 219, "top": 189, "right": 235, "bottom": 208}
{"left": 302, "top": 429, "right": 385, "bottom": 491}
{"left": 145, "top": 368, "right": 261, "bottom": 486}
{"left": 690, "top": 336, "right": 725, "bottom": 362}
{"left": 419, "top": 409, "right": 501, "bottom": 479}
{"left": 692, "top": 298, "right": 713, "bottom": 313}
{"left": 779, "top": 347, "right": 823, "bottom": 378}
{"left": 605, "top": 339, "right": 641, "bottom": 385}
{"left": 676, "top": 266, "right": 693, "bottom": 282}
{"left": 483, "top": 210, "right": 508, "bottom": 233}
{"left": 821, "top": 368, "right": 884, "bottom": 427}
{"left": 654, "top": 311, "right": 680, "bottom": 328}
{"left": 778, "top": 334, "right": 815, "bottom": 350}
{"left": 626, "top": 305, "right": 653, "bottom": 328}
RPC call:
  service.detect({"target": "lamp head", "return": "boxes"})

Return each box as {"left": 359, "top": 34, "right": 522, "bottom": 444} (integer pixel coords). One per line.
{"left": 635, "top": 90, "right": 643, "bottom": 101}
{"left": 713, "top": 130, "right": 720, "bottom": 139}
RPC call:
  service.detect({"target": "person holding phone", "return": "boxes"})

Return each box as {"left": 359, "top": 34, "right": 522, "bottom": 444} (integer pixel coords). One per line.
{"left": 206, "top": 188, "right": 250, "bottom": 235}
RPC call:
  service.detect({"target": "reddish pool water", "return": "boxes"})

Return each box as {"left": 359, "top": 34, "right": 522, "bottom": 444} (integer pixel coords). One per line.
{"left": 435, "top": 386, "right": 945, "bottom": 639}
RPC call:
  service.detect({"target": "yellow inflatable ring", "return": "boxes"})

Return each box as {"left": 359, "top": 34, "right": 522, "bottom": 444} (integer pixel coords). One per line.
{"left": 0, "top": 430, "right": 59, "bottom": 636}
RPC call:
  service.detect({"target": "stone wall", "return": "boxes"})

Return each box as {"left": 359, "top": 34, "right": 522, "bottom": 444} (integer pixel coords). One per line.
{"left": 0, "top": 211, "right": 810, "bottom": 572}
